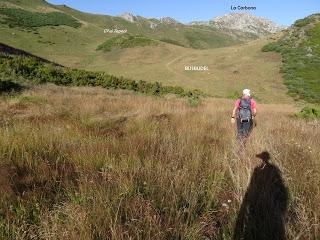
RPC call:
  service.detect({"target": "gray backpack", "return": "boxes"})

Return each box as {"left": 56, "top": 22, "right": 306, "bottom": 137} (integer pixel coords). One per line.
{"left": 238, "top": 98, "right": 252, "bottom": 122}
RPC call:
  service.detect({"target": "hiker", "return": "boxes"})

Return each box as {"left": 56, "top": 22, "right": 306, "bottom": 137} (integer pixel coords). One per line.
{"left": 231, "top": 89, "right": 257, "bottom": 142}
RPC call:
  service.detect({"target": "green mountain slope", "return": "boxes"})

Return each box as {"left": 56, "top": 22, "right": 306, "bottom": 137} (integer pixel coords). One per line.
{"left": 0, "top": 0, "right": 258, "bottom": 76}
{"left": 0, "top": 43, "right": 204, "bottom": 99}
{"left": 262, "top": 14, "right": 320, "bottom": 103}
{"left": 0, "top": 7, "right": 81, "bottom": 28}
{"left": 52, "top": 4, "right": 256, "bottom": 49}
{"left": 0, "top": 0, "right": 254, "bottom": 52}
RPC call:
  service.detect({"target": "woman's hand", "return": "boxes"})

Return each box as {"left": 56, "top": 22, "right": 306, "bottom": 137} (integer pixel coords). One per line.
{"left": 231, "top": 117, "right": 236, "bottom": 124}
{"left": 252, "top": 116, "right": 257, "bottom": 127}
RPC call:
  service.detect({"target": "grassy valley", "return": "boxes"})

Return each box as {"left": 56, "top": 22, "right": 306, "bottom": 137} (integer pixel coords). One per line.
{"left": 0, "top": 0, "right": 292, "bottom": 101}
{"left": 89, "top": 36, "right": 291, "bottom": 103}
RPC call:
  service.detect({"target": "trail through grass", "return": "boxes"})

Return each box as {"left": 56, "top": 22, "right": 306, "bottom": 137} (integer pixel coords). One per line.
{"left": 0, "top": 85, "right": 318, "bottom": 239}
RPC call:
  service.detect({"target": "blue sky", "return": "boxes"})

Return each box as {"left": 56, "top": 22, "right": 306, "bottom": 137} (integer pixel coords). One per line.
{"left": 47, "top": 0, "right": 319, "bottom": 26}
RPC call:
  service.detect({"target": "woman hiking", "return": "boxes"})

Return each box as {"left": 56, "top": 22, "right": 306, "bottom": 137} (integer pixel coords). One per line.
{"left": 231, "top": 89, "right": 257, "bottom": 145}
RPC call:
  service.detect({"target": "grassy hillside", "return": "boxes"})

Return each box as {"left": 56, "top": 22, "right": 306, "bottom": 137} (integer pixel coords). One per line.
{"left": 0, "top": 84, "right": 319, "bottom": 239}
{"left": 0, "top": 1, "right": 291, "bottom": 102}
{"left": 0, "top": 0, "right": 253, "bottom": 53}
{"left": 0, "top": 50, "right": 204, "bottom": 99}
{"left": 0, "top": 7, "right": 81, "bottom": 28}
{"left": 89, "top": 37, "right": 292, "bottom": 103}
{"left": 0, "top": 0, "right": 52, "bottom": 10}
{"left": 96, "top": 34, "right": 159, "bottom": 52}
{"left": 52, "top": 4, "right": 250, "bottom": 49}
{"left": 262, "top": 14, "right": 320, "bottom": 103}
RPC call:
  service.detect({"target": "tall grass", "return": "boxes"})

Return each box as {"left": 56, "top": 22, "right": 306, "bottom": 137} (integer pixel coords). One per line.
{"left": 0, "top": 85, "right": 319, "bottom": 239}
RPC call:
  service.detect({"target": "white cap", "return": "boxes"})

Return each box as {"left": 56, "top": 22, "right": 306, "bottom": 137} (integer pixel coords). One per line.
{"left": 243, "top": 89, "right": 251, "bottom": 97}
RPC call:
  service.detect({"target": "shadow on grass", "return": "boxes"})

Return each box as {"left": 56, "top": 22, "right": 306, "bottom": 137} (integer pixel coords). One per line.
{"left": 0, "top": 79, "right": 24, "bottom": 93}
{"left": 233, "top": 151, "right": 288, "bottom": 240}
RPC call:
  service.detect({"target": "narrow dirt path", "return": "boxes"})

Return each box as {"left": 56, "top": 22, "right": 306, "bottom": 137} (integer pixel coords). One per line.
{"left": 165, "top": 52, "right": 194, "bottom": 81}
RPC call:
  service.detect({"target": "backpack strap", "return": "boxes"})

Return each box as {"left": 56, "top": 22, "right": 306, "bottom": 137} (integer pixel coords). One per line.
{"left": 239, "top": 97, "right": 251, "bottom": 109}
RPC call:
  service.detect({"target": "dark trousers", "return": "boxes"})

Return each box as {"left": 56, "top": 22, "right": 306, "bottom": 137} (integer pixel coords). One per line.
{"left": 236, "top": 118, "right": 253, "bottom": 139}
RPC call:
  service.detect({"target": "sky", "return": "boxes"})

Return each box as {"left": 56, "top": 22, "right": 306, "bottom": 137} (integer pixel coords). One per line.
{"left": 47, "top": 0, "right": 319, "bottom": 26}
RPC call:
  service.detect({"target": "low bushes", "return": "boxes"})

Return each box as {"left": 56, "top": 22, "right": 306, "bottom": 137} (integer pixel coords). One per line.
{"left": 96, "top": 34, "right": 158, "bottom": 52}
{"left": 160, "top": 38, "right": 186, "bottom": 47}
{"left": 295, "top": 106, "right": 320, "bottom": 119}
{"left": 0, "top": 79, "right": 22, "bottom": 93}
{"left": 0, "top": 53, "right": 205, "bottom": 99}
{"left": 262, "top": 15, "right": 320, "bottom": 103}
{"left": 0, "top": 8, "right": 81, "bottom": 28}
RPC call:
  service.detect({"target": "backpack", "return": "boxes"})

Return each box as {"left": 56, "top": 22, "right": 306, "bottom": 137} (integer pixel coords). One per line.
{"left": 238, "top": 98, "right": 252, "bottom": 122}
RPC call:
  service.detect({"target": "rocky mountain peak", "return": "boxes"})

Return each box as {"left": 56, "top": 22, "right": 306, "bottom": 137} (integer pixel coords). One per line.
{"left": 119, "top": 12, "right": 137, "bottom": 23}
{"left": 210, "top": 13, "right": 285, "bottom": 35}
{"left": 159, "top": 17, "right": 179, "bottom": 24}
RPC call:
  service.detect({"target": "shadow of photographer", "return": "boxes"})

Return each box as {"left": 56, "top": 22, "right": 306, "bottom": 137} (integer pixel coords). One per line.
{"left": 233, "top": 151, "right": 288, "bottom": 240}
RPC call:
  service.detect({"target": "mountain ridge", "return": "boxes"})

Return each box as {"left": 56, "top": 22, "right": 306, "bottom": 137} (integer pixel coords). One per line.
{"left": 0, "top": 0, "right": 257, "bottom": 52}
{"left": 190, "top": 13, "right": 285, "bottom": 36}
{"left": 117, "top": 11, "right": 283, "bottom": 36}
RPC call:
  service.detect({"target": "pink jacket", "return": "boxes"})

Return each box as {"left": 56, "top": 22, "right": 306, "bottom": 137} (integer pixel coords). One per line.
{"left": 234, "top": 97, "right": 256, "bottom": 110}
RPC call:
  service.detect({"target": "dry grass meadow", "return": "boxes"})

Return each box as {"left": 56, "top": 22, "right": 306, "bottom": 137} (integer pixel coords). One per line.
{"left": 0, "top": 84, "right": 319, "bottom": 239}
{"left": 87, "top": 35, "right": 291, "bottom": 103}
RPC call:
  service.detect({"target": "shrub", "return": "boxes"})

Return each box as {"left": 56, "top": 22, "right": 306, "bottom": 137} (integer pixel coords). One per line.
{"left": 262, "top": 16, "right": 320, "bottom": 103}
{"left": 295, "top": 106, "right": 320, "bottom": 118}
{"left": 97, "top": 34, "right": 158, "bottom": 52}
{"left": 0, "top": 53, "right": 206, "bottom": 99}
{"left": 261, "top": 43, "right": 281, "bottom": 52}
{"left": 0, "top": 79, "right": 22, "bottom": 93}
{"left": 0, "top": 8, "right": 81, "bottom": 28}
{"left": 160, "top": 38, "right": 186, "bottom": 47}
{"left": 294, "top": 18, "right": 313, "bottom": 28}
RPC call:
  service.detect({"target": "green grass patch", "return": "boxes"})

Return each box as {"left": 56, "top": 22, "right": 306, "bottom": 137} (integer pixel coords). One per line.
{"left": 295, "top": 106, "right": 320, "bottom": 118}
{"left": 261, "top": 42, "right": 281, "bottom": 52}
{"left": 96, "top": 34, "right": 158, "bottom": 52}
{"left": 227, "top": 90, "right": 241, "bottom": 100}
{"left": 0, "top": 8, "right": 81, "bottom": 28}
{"left": 262, "top": 14, "right": 320, "bottom": 103}
{"left": 184, "top": 29, "right": 234, "bottom": 49}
